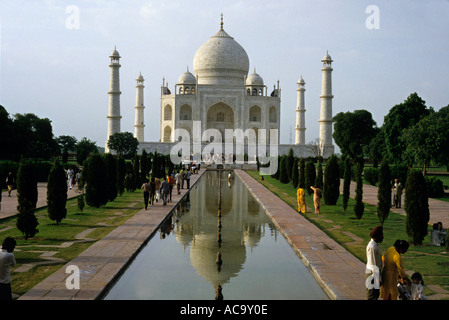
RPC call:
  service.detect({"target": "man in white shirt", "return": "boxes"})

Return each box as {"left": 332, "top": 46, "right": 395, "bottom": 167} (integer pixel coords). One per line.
{"left": 0, "top": 237, "right": 16, "bottom": 300}
{"left": 365, "top": 226, "right": 383, "bottom": 300}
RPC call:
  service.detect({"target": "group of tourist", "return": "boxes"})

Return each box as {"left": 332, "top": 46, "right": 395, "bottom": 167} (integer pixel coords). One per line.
{"left": 296, "top": 185, "right": 322, "bottom": 214}
{"left": 365, "top": 225, "right": 426, "bottom": 300}
{"left": 140, "top": 164, "right": 198, "bottom": 210}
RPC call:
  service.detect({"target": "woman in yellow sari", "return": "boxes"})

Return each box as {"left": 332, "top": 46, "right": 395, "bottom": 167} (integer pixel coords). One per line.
{"left": 380, "top": 240, "right": 410, "bottom": 300}
{"left": 297, "top": 188, "right": 306, "bottom": 213}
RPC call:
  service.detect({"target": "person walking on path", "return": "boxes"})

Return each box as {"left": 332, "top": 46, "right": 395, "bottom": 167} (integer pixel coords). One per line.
{"left": 0, "top": 237, "right": 16, "bottom": 300}
{"left": 141, "top": 178, "right": 151, "bottom": 210}
{"left": 186, "top": 170, "right": 191, "bottom": 189}
{"left": 310, "top": 186, "right": 322, "bottom": 214}
{"left": 380, "top": 239, "right": 410, "bottom": 300}
{"left": 154, "top": 177, "right": 161, "bottom": 203}
{"left": 365, "top": 226, "right": 384, "bottom": 300}
{"left": 175, "top": 171, "right": 182, "bottom": 195}
{"left": 167, "top": 174, "right": 175, "bottom": 202}
{"left": 149, "top": 177, "right": 156, "bottom": 206}
{"left": 6, "top": 172, "right": 14, "bottom": 197}
{"left": 160, "top": 177, "right": 170, "bottom": 206}
{"left": 297, "top": 188, "right": 306, "bottom": 213}
{"left": 395, "top": 182, "right": 403, "bottom": 208}
{"left": 67, "top": 167, "right": 74, "bottom": 190}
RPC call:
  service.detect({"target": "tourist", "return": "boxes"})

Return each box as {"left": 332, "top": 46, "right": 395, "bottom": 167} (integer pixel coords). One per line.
{"left": 180, "top": 169, "right": 185, "bottom": 189}
{"left": 395, "top": 182, "right": 403, "bottom": 208}
{"left": 392, "top": 179, "right": 398, "bottom": 207}
{"left": 297, "top": 188, "right": 306, "bottom": 213}
{"left": 365, "top": 226, "right": 383, "bottom": 300}
{"left": 160, "top": 177, "right": 170, "bottom": 205}
{"left": 5, "top": 172, "right": 14, "bottom": 197}
{"left": 149, "top": 177, "right": 156, "bottom": 205}
{"left": 410, "top": 272, "right": 427, "bottom": 300}
{"left": 431, "top": 222, "right": 446, "bottom": 246}
{"left": 175, "top": 171, "right": 182, "bottom": 195}
{"left": 380, "top": 239, "right": 410, "bottom": 300}
{"left": 141, "top": 178, "right": 151, "bottom": 210}
{"left": 310, "top": 186, "right": 322, "bottom": 214}
{"left": 167, "top": 174, "right": 175, "bottom": 202}
{"left": 0, "top": 237, "right": 16, "bottom": 300}
{"left": 154, "top": 177, "right": 161, "bottom": 202}
{"left": 67, "top": 167, "right": 74, "bottom": 190}
{"left": 186, "top": 169, "right": 191, "bottom": 189}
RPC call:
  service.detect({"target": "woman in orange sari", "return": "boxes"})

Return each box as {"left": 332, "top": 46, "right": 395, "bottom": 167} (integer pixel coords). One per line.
{"left": 380, "top": 239, "right": 410, "bottom": 300}
{"left": 297, "top": 188, "right": 306, "bottom": 213}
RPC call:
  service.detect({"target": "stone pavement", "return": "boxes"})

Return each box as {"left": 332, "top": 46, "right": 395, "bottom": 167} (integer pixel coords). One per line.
{"left": 18, "top": 170, "right": 205, "bottom": 300}
{"left": 235, "top": 170, "right": 367, "bottom": 300}
{"left": 0, "top": 182, "right": 80, "bottom": 220}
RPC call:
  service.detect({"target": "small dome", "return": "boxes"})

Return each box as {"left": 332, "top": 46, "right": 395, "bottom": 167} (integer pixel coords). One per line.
{"left": 110, "top": 46, "right": 120, "bottom": 58}
{"left": 137, "top": 73, "right": 144, "bottom": 81}
{"left": 246, "top": 69, "right": 264, "bottom": 86}
{"left": 322, "top": 50, "right": 332, "bottom": 62}
{"left": 178, "top": 68, "right": 196, "bottom": 84}
{"left": 297, "top": 76, "right": 305, "bottom": 85}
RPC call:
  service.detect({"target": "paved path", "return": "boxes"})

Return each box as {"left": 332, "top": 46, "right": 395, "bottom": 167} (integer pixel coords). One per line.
{"left": 0, "top": 182, "right": 80, "bottom": 220}
{"left": 18, "top": 170, "right": 205, "bottom": 300}
{"left": 341, "top": 180, "right": 449, "bottom": 228}
{"left": 236, "top": 170, "right": 366, "bottom": 300}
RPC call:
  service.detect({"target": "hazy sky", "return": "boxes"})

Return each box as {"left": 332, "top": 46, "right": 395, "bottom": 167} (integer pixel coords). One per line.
{"left": 1, "top": 0, "right": 448, "bottom": 150}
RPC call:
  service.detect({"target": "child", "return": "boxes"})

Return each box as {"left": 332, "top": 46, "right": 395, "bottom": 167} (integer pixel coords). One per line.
{"left": 410, "top": 272, "right": 427, "bottom": 300}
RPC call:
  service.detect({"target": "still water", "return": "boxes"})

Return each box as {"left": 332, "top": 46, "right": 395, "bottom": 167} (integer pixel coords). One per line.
{"left": 103, "top": 170, "right": 328, "bottom": 300}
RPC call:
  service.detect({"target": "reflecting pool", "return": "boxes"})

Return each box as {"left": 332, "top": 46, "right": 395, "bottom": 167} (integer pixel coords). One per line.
{"left": 103, "top": 170, "right": 328, "bottom": 300}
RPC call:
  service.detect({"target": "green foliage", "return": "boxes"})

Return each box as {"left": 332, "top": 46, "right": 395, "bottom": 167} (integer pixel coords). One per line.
{"left": 354, "top": 162, "right": 364, "bottom": 219}
{"left": 124, "top": 162, "right": 136, "bottom": 192}
{"left": 76, "top": 137, "right": 98, "bottom": 165}
{"left": 342, "top": 158, "right": 351, "bottom": 211}
{"left": 323, "top": 155, "right": 340, "bottom": 205}
{"left": 117, "top": 156, "right": 126, "bottom": 196}
{"left": 291, "top": 158, "right": 299, "bottom": 189}
{"left": 298, "top": 158, "right": 305, "bottom": 189}
{"left": 305, "top": 161, "right": 316, "bottom": 195}
{"left": 16, "top": 159, "right": 39, "bottom": 239}
{"left": 315, "top": 161, "right": 323, "bottom": 190}
{"left": 47, "top": 159, "right": 67, "bottom": 225}
{"left": 84, "top": 154, "right": 108, "bottom": 207}
{"left": 377, "top": 159, "right": 391, "bottom": 225}
{"left": 107, "top": 132, "right": 139, "bottom": 159}
{"left": 425, "top": 176, "right": 445, "bottom": 198}
{"left": 279, "top": 156, "right": 289, "bottom": 184}
{"left": 405, "top": 170, "right": 430, "bottom": 245}
{"left": 286, "top": 148, "right": 294, "bottom": 182}
{"left": 364, "top": 167, "right": 379, "bottom": 186}
{"left": 103, "top": 153, "right": 118, "bottom": 202}
{"left": 390, "top": 164, "right": 409, "bottom": 187}
{"left": 140, "top": 150, "right": 149, "bottom": 183}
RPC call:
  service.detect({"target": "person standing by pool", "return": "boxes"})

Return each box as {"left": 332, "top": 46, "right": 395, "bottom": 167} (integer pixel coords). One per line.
{"left": 310, "top": 186, "right": 322, "bottom": 214}
{"left": 380, "top": 239, "right": 410, "bottom": 300}
{"left": 365, "top": 226, "right": 383, "bottom": 300}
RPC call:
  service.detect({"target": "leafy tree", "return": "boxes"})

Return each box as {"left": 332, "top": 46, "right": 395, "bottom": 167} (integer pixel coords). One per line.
{"left": 299, "top": 158, "right": 305, "bottom": 189}
{"left": 16, "top": 159, "right": 39, "bottom": 239}
{"left": 107, "top": 132, "right": 139, "bottom": 159}
{"left": 84, "top": 154, "right": 108, "bottom": 207}
{"left": 342, "top": 157, "right": 351, "bottom": 211}
{"left": 323, "top": 154, "right": 340, "bottom": 205}
{"left": 47, "top": 159, "right": 67, "bottom": 225}
{"left": 291, "top": 158, "right": 299, "bottom": 189}
{"left": 305, "top": 161, "right": 316, "bottom": 195}
{"left": 56, "top": 135, "right": 77, "bottom": 163}
{"left": 377, "top": 159, "right": 391, "bottom": 225}
{"left": 0, "top": 106, "right": 15, "bottom": 160}
{"left": 381, "top": 93, "right": 431, "bottom": 164}
{"left": 405, "top": 170, "right": 430, "bottom": 245}
{"left": 332, "top": 109, "right": 378, "bottom": 162}
{"left": 354, "top": 162, "right": 364, "bottom": 219}
{"left": 365, "top": 128, "right": 385, "bottom": 167}
{"left": 103, "top": 153, "right": 118, "bottom": 202}
{"left": 76, "top": 137, "right": 98, "bottom": 165}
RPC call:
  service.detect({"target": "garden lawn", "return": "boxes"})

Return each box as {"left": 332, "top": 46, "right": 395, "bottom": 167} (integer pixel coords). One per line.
{"left": 247, "top": 170, "right": 449, "bottom": 299}
{"left": 0, "top": 190, "right": 143, "bottom": 297}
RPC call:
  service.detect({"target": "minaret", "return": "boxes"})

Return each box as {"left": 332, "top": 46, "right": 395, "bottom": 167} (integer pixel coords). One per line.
{"left": 295, "top": 76, "right": 306, "bottom": 145}
{"left": 134, "top": 73, "right": 145, "bottom": 143}
{"left": 319, "top": 51, "right": 333, "bottom": 147}
{"left": 105, "top": 46, "right": 122, "bottom": 153}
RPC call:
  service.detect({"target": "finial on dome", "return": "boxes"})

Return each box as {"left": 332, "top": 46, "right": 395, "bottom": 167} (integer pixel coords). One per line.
{"left": 220, "top": 13, "right": 224, "bottom": 30}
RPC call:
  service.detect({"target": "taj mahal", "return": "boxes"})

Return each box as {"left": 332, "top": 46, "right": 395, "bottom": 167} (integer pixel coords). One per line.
{"left": 105, "top": 16, "right": 334, "bottom": 163}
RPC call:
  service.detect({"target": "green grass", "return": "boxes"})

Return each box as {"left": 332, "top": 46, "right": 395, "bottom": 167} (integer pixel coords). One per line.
{"left": 0, "top": 191, "right": 143, "bottom": 297}
{"left": 247, "top": 170, "right": 449, "bottom": 299}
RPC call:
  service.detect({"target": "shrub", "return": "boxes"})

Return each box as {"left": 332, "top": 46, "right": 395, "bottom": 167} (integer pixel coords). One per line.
{"left": 323, "top": 154, "right": 340, "bottom": 205}
{"left": 47, "top": 159, "right": 67, "bottom": 225}
{"left": 305, "top": 161, "right": 316, "bottom": 195}
{"left": 425, "top": 176, "right": 445, "bottom": 198}
{"left": 85, "top": 154, "right": 108, "bottom": 207}
{"left": 16, "top": 159, "right": 39, "bottom": 239}
{"left": 342, "top": 158, "right": 351, "bottom": 211}
{"left": 291, "top": 158, "right": 299, "bottom": 189}
{"left": 364, "top": 167, "right": 379, "bottom": 186}
{"left": 377, "top": 159, "right": 391, "bottom": 225}
{"left": 354, "top": 162, "right": 364, "bottom": 219}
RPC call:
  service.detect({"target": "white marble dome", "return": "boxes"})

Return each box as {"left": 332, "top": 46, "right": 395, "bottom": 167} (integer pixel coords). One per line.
{"left": 246, "top": 70, "right": 264, "bottom": 86}
{"left": 193, "top": 27, "right": 249, "bottom": 86}
{"left": 177, "top": 68, "right": 196, "bottom": 84}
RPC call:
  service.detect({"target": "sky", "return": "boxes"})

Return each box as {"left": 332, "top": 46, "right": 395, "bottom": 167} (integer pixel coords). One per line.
{"left": 0, "top": 0, "right": 448, "bottom": 151}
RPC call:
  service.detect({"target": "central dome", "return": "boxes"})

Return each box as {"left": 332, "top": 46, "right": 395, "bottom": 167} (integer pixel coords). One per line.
{"left": 193, "top": 26, "right": 250, "bottom": 86}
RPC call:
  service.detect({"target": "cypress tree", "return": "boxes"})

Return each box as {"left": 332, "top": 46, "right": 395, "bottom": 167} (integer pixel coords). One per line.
{"left": 299, "top": 158, "right": 305, "bottom": 189}
{"left": 342, "top": 157, "right": 351, "bottom": 211}
{"left": 133, "top": 154, "right": 140, "bottom": 189}
{"left": 85, "top": 154, "right": 108, "bottom": 207}
{"left": 405, "top": 170, "right": 430, "bottom": 245}
{"left": 286, "top": 148, "right": 294, "bottom": 182}
{"left": 117, "top": 156, "right": 126, "bottom": 196}
{"left": 279, "top": 156, "right": 289, "bottom": 184}
{"left": 141, "top": 149, "right": 149, "bottom": 183}
{"left": 16, "top": 159, "right": 39, "bottom": 239}
{"left": 377, "top": 159, "right": 391, "bottom": 225}
{"left": 291, "top": 158, "right": 299, "bottom": 189}
{"left": 305, "top": 161, "right": 316, "bottom": 195}
{"left": 315, "top": 161, "right": 324, "bottom": 190}
{"left": 354, "top": 162, "right": 364, "bottom": 219}
{"left": 272, "top": 155, "right": 281, "bottom": 180}
{"left": 104, "top": 153, "right": 118, "bottom": 202}
{"left": 323, "top": 154, "right": 340, "bottom": 205}
{"left": 47, "top": 159, "right": 67, "bottom": 225}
